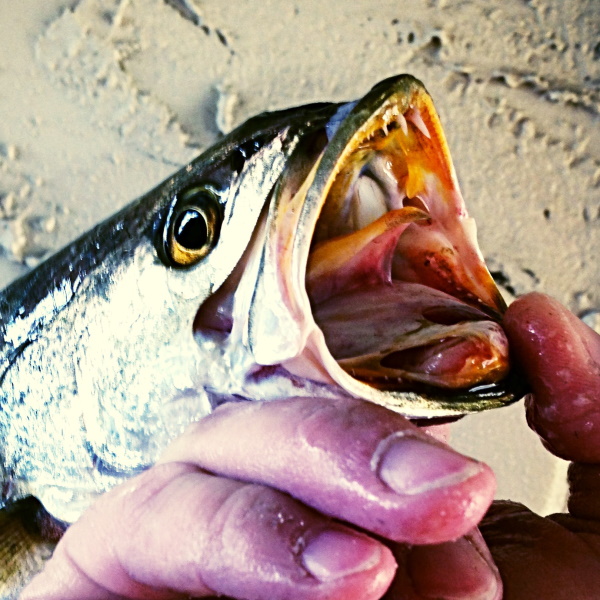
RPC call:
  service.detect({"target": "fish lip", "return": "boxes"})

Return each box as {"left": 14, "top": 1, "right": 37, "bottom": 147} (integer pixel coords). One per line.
{"left": 283, "top": 75, "right": 523, "bottom": 417}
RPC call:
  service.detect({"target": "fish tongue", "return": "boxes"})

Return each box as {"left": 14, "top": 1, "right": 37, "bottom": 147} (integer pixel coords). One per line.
{"left": 379, "top": 335, "right": 502, "bottom": 388}
{"left": 312, "top": 281, "right": 509, "bottom": 389}
{"left": 306, "top": 206, "right": 428, "bottom": 304}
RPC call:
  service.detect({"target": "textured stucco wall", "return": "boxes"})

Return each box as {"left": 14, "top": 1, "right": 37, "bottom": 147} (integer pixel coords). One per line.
{"left": 1, "top": 0, "right": 598, "bottom": 514}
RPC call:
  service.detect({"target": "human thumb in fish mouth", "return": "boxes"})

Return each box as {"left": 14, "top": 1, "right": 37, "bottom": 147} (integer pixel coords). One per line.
{"left": 20, "top": 292, "right": 600, "bottom": 600}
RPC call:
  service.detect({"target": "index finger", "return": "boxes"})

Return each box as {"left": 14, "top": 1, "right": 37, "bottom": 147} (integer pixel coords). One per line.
{"left": 503, "top": 292, "right": 600, "bottom": 463}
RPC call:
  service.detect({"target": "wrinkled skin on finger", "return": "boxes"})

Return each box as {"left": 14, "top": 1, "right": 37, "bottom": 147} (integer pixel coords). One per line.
{"left": 479, "top": 293, "right": 600, "bottom": 600}
{"left": 21, "top": 396, "right": 499, "bottom": 599}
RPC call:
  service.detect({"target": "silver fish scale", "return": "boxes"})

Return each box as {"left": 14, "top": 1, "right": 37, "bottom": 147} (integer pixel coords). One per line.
{"left": 0, "top": 120, "right": 310, "bottom": 523}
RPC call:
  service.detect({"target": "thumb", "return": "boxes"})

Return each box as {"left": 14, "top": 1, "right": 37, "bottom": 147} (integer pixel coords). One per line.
{"left": 503, "top": 292, "right": 600, "bottom": 463}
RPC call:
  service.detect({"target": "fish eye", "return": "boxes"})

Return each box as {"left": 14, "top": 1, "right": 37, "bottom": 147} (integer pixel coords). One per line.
{"left": 163, "top": 186, "right": 221, "bottom": 267}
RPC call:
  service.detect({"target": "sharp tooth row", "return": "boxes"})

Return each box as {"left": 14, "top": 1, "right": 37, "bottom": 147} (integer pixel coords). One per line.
{"left": 406, "top": 107, "right": 431, "bottom": 139}
{"left": 353, "top": 175, "right": 388, "bottom": 230}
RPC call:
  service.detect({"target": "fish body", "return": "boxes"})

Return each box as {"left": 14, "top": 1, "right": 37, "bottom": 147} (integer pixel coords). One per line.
{"left": 0, "top": 76, "right": 522, "bottom": 537}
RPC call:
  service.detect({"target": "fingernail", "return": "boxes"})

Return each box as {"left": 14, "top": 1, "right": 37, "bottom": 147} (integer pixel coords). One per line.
{"left": 374, "top": 432, "right": 482, "bottom": 495}
{"left": 408, "top": 533, "right": 501, "bottom": 599}
{"left": 302, "top": 528, "right": 382, "bottom": 582}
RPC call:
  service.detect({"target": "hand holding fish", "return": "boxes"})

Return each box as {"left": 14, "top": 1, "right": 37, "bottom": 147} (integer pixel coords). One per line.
{"left": 19, "top": 293, "right": 600, "bottom": 599}
{"left": 2, "top": 76, "right": 595, "bottom": 598}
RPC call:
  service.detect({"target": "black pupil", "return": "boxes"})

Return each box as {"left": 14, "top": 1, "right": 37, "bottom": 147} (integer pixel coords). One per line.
{"left": 174, "top": 209, "right": 208, "bottom": 250}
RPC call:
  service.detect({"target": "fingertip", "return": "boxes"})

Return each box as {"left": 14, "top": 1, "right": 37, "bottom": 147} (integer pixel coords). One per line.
{"left": 302, "top": 528, "right": 397, "bottom": 599}
{"left": 407, "top": 530, "right": 502, "bottom": 600}
{"left": 373, "top": 432, "right": 496, "bottom": 544}
{"left": 387, "top": 529, "right": 501, "bottom": 600}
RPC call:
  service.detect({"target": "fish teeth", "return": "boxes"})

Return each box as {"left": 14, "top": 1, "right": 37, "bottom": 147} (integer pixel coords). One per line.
{"left": 406, "top": 107, "right": 431, "bottom": 139}
{"left": 403, "top": 195, "right": 430, "bottom": 214}
{"left": 397, "top": 112, "right": 408, "bottom": 136}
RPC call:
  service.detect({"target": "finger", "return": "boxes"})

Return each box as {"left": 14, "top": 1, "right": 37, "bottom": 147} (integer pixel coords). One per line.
{"left": 567, "top": 462, "right": 600, "bottom": 520}
{"left": 159, "top": 396, "right": 495, "bottom": 544}
{"left": 481, "top": 501, "right": 600, "bottom": 600}
{"left": 385, "top": 528, "right": 502, "bottom": 600}
{"left": 503, "top": 292, "right": 600, "bottom": 462}
{"left": 21, "top": 462, "right": 395, "bottom": 600}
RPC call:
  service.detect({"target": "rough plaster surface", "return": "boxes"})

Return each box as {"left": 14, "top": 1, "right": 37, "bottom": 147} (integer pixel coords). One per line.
{"left": 0, "top": 0, "right": 598, "bottom": 516}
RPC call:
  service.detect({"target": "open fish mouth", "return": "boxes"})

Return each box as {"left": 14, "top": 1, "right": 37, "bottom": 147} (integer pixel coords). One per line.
{"left": 0, "top": 74, "right": 525, "bottom": 535}
{"left": 247, "top": 75, "right": 519, "bottom": 417}
{"left": 0, "top": 74, "right": 524, "bottom": 531}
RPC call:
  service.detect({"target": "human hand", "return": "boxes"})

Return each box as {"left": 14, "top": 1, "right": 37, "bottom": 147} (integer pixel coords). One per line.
{"left": 20, "top": 385, "right": 500, "bottom": 595}
{"left": 478, "top": 292, "right": 600, "bottom": 599}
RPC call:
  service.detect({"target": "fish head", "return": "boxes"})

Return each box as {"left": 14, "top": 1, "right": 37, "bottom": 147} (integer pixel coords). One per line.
{"left": 202, "top": 75, "right": 523, "bottom": 419}
{"left": 0, "top": 103, "right": 334, "bottom": 519}
{"left": 0, "top": 76, "right": 524, "bottom": 527}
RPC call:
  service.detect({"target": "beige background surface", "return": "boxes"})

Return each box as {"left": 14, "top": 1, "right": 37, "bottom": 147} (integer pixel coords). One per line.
{"left": 1, "top": 0, "right": 598, "bottom": 516}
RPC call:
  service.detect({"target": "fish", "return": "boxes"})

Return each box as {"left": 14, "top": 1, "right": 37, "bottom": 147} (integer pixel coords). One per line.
{"left": 0, "top": 75, "right": 524, "bottom": 594}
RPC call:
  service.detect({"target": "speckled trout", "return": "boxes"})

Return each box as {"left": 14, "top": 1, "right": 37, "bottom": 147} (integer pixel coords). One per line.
{"left": 0, "top": 75, "right": 524, "bottom": 595}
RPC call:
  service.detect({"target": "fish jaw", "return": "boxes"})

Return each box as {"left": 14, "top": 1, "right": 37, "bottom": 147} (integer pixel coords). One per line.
{"left": 246, "top": 75, "right": 520, "bottom": 418}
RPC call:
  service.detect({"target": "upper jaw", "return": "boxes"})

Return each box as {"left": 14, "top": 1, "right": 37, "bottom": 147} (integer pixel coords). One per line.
{"left": 304, "top": 75, "right": 505, "bottom": 316}
{"left": 242, "top": 76, "right": 524, "bottom": 417}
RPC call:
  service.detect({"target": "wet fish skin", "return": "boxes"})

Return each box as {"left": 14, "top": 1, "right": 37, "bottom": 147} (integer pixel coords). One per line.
{"left": 0, "top": 102, "right": 337, "bottom": 524}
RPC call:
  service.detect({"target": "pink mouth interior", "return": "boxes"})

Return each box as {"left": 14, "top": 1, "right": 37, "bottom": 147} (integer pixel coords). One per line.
{"left": 305, "top": 110, "right": 509, "bottom": 392}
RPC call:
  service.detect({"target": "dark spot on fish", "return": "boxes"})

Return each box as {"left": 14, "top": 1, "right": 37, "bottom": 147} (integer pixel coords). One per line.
{"left": 543, "top": 208, "right": 551, "bottom": 220}
{"left": 231, "top": 138, "right": 264, "bottom": 173}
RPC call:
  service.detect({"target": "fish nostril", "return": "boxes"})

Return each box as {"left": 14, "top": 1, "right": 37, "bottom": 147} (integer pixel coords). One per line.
{"left": 194, "top": 286, "right": 234, "bottom": 336}
{"left": 194, "top": 308, "right": 233, "bottom": 335}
